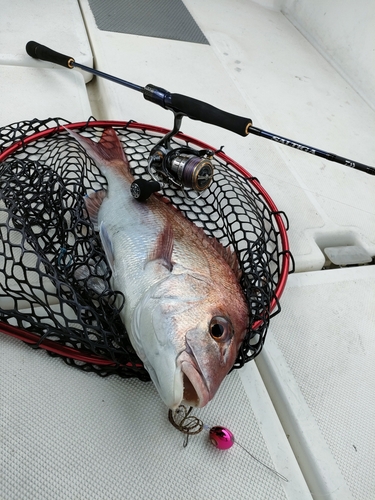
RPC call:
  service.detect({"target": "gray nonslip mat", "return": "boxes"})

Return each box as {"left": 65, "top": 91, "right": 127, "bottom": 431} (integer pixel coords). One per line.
{"left": 87, "top": 0, "right": 209, "bottom": 44}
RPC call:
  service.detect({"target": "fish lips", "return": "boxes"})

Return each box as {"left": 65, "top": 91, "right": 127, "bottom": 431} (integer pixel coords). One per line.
{"left": 144, "top": 348, "right": 210, "bottom": 410}
{"left": 177, "top": 343, "right": 211, "bottom": 408}
{"left": 142, "top": 356, "right": 185, "bottom": 410}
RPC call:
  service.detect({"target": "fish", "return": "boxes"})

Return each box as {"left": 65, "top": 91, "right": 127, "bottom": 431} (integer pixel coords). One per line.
{"left": 68, "top": 127, "right": 249, "bottom": 409}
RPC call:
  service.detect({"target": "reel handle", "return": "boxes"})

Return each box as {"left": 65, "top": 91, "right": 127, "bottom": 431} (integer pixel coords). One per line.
{"left": 26, "top": 41, "right": 74, "bottom": 68}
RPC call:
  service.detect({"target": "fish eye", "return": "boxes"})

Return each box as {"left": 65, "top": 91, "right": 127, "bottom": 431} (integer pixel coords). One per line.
{"left": 209, "top": 316, "right": 233, "bottom": 342}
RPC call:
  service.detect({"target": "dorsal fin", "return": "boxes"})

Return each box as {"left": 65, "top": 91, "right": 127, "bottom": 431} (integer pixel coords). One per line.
{"left": 210, "top": 236, "right": 242, "bottom": 280}
{"left": 199, "top": 226, "right": 242, "bottom": 280}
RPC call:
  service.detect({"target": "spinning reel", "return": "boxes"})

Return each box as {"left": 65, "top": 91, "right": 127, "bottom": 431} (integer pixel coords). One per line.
{"left": 130, "top": 113, "right": 215, "bottom": 202}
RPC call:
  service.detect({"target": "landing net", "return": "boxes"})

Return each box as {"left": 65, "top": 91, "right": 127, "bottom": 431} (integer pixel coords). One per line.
{"left": 0, "top": 118, "right": 292, "bottom": 380}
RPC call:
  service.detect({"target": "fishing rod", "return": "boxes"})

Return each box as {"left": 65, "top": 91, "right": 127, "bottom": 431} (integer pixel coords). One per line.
{"left": 26, "top": 41, "right": 375, "bottom": 177}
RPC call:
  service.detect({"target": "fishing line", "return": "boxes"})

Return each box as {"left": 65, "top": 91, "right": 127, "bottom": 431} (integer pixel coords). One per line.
{"left": 168, "top": 405, "right": 288, "bottom": 482}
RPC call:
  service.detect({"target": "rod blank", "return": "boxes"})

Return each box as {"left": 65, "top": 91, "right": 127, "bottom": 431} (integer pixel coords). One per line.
{"left": 73, "top": 61, "right": 143, "bottom": 93}
{"left": 249, "top": 126, "right": 375, "bottom": 175}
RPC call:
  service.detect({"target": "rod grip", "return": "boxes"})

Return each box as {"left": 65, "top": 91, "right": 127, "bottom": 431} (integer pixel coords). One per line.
{"left": 26, "top": 41, "right": 74, "bottom": 68}
{"left": 170, "top": 93, "right": 252, "bottom": 136}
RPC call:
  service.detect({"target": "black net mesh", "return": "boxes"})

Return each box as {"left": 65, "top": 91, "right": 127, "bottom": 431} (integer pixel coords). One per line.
{"left": 0, "top": 117, "right": 290, "bottom": 380}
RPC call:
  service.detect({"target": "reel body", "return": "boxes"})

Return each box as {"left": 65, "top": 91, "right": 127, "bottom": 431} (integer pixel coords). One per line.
{"left": 149, "top": 145, "right": 214, "bottom": 192}
{"left": 131, "top": 112, "right": 214, "bottom": 201}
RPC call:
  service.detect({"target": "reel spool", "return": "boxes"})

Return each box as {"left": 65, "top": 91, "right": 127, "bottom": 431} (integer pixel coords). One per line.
{"left": 148, "top": 146, "right": 214, "bottom": 192}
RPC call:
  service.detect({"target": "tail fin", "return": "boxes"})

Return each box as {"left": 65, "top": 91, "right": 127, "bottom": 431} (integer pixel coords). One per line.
{"left": 66, "top": 127, "right": 131, "bottom": 177}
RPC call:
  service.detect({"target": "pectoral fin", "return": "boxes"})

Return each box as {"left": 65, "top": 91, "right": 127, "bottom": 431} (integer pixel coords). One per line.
{"left": 85, "top": 190, "right": 107, "bottom": 229}
{"left": 147, "top": 224, "right": 174, "bottom": 272}
{"left": 99, "top": 222, "right": 115, "bottom": 274}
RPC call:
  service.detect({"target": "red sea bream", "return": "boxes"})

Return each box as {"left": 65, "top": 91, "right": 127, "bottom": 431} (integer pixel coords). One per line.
{"left": 69, "top": 128, "right": 249, "bottom": 409}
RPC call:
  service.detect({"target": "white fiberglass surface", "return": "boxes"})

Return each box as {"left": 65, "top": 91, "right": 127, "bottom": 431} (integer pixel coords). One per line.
{"left": 257, "top": 266, "right": 375, "bottom": 499}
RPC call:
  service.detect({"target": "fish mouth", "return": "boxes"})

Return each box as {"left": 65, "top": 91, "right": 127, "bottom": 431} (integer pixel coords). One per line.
{"left": 177, "top": 349, "right": 210, "bottom": 408}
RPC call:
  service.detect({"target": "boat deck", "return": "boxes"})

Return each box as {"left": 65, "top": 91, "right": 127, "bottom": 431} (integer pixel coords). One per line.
{"left": 0, "top": 1, "right": 374, "bottom": 499}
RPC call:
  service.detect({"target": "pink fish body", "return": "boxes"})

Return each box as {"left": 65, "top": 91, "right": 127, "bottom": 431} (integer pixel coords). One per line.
{"left": 69, "top": 128, "right": 248, "bottom": 409}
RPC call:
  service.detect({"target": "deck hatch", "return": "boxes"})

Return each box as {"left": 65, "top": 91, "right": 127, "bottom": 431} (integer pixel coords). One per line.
{"left": 87, "top": 0, "right": 209, "bottom": 44}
